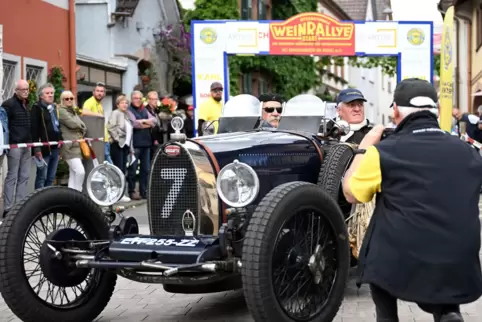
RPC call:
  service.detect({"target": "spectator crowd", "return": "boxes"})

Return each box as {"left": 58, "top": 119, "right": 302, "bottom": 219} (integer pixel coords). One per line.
{"left": 0, "top": 79, "right": 195, "bottom": 221}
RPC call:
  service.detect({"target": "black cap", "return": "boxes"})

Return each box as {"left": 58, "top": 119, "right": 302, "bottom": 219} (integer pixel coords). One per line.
{"left": 210, "top": 82, "right": 223, "bottom": 90}
{"left": 390, "top": 78, "right": 438, "bottom": 108}
{"left": 259, "top": 93, "right": 285, "bottom": 104}
{"left": 336, "top": 88, "right": 367, "bottom": 105}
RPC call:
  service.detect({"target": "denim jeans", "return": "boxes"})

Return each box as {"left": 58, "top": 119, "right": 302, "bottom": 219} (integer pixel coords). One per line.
{"left": 34, "top": 148, "right": 60, "bottom": 189}
{"left": 104, "top": 142, "right": 113, "bottom": 164}
{"left": 127, "top": 147, "right": 150, "bottom": 197}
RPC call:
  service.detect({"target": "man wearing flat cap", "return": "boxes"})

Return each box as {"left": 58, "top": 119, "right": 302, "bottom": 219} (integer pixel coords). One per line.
{"left": 198, "top": 82, "right": 223, "bottom": 136}
{"left": 343, "top": 78, "right": 482, "bottom": 322}
{"left": 335, "top": 88, "right": 372, "bottom": 144}
{"left": 258, "top": 93, "right": 285, "bottom": 128}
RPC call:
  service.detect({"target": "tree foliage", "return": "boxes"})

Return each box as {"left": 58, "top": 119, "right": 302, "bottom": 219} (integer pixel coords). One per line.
{"left": 180, "top": 0, "right": 440, "bottom": 97}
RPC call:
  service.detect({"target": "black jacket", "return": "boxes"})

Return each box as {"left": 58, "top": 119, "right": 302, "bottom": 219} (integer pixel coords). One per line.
{"left": 1, "top": 94, "right": 32, "bottom": 144}
{"left": 31, "top": 101, "right": 63, "bottom": 156}
{"left": 356, "top": 111, "right": 482, "bottom": 304}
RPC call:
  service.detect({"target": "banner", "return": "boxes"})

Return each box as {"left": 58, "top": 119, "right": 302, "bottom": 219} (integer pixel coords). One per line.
{"left": 0, "top": 24, "right": 3, "bottom": 105}
{"left": 269, "top": 12, "right": 355, "bottom": 56}
{"left": 439, "top": 6, "right": 454, "bottom": 132}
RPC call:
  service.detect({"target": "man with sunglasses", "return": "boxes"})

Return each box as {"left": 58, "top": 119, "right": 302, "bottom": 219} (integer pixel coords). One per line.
{"left": 336, "top": 88, "right": 372, "bottom": 144}
{"left": 259, "top": 93, "right": 285, "bottom": 128}
{"left": 197, "top": 82, "right": 223, "bottom": 136}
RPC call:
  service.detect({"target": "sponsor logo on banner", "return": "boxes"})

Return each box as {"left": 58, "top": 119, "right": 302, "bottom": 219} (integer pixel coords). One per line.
{"left": 197, "top": 73, "right": 222, "bottom": 81}
{"left": 407, "top": 28, "right": 425, "bottom": 46}
{"left": 442, "top": 25, "right": 452, "bottom": 71}
{"left": 200, "top": 27, "right": 218, "bottom": 45}
{"left": 268, "top": 12, "right": 355, "bottom": 56}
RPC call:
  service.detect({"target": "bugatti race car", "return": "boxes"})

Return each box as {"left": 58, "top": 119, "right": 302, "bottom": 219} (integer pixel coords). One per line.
{"left": 0, "top": 94, "right": 360, "bottom": 322}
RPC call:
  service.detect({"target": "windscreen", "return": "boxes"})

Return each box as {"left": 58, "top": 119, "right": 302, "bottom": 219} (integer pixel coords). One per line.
{"left": 222, "top": 94, "right": 261, "bottom": 117}
{"left": 284, "top": 94, "right": 325, "bottom": 116}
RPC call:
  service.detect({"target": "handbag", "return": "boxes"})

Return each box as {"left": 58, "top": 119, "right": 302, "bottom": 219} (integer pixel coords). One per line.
{"left": 79, "top": 134, "right": 91, "bottom": 159}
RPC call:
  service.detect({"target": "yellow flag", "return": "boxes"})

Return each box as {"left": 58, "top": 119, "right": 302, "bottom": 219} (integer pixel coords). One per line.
{"left": 439, "top": 6, "right": 454, "bottom": 132}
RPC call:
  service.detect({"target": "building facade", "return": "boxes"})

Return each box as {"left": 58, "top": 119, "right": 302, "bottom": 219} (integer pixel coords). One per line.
{"left": 0, "top": 0, "right": 76, "bottom": 104}
{"left": 75, "top": 0, "right": 181, "bottom": 116}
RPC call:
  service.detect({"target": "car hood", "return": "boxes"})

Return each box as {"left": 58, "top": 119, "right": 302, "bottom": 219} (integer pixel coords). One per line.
{"left": 194, "top": 130, "right": 311, "bottom": 154}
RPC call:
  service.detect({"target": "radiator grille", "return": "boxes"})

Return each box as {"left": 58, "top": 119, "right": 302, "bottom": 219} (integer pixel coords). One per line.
{"left": 148, "top": 144, "right": 198, "bottom": 236}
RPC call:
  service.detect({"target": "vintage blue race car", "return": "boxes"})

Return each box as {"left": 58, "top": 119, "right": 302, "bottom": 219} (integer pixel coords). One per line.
{"left": 0, "top": 94, "right": 358, "bottom": 322}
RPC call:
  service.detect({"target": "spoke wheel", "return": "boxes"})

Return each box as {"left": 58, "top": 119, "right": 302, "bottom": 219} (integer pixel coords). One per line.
{"left": 0, "top": 187, "right": 117, "bottom": 322}
{"left": 25, "top": 213, "right": 97, "bottom": 307}
{"left": 242, "top": 182, "right": 350, "bottom": 322}
{"left": 272, "top": 209, "right": 337, "bottom": 320}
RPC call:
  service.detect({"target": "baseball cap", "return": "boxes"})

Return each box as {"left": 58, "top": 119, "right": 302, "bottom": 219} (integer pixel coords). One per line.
{"left": 390, "top": 78, "right": 438, "bottom": 108}
{"left": 336, "top": 88, "right": 367, "bottom": 104}
{"left": 210, "top": 82, "right": 223, "bottom": 90}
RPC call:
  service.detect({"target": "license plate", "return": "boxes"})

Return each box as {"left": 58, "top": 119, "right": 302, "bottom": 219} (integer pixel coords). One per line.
{"left": 119, "top": 236, "right": 200, "bottom": 247}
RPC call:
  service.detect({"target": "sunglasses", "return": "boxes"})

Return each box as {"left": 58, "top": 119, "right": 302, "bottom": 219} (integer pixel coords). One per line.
{"left": 263, "top": 107, "right": 283, "bottom": 113}
{"left": 64, "top": 97, "right": 74, "bottom": 101}
{"left": 211, "top": 89, "right": 223, "bottom": 93}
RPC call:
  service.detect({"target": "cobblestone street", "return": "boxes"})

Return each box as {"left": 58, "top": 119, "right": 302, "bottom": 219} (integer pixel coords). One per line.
{"left": 1, "top": 200, "right": 481, "bottom": 322}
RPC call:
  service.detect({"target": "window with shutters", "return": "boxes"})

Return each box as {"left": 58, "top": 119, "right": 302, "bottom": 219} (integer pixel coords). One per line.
{"left": 258, "top": 0, "right": 267, "bottom": 20}
{"left": 241, "top": 0, "right": 252, "bottom": 20}
{"left": 242, "top": 73, "right": 252, "bottom": 93}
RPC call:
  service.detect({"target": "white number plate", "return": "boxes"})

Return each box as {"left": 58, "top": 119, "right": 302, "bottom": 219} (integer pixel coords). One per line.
{"left": 119, "top": 237, "right": 200, "bottom": 247}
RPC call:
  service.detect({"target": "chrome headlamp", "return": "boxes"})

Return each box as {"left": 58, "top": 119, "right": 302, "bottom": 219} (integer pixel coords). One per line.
{"left": 86, "top": 163, "right": 126, "bottom": 207}
{"left": 216, "top": 160, "right": 260, "bottom": 208}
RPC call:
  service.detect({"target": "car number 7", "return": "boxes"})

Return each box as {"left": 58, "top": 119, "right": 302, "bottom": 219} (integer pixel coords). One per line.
{"left": 160, "top": 168, "right": 187, "bottom": 218}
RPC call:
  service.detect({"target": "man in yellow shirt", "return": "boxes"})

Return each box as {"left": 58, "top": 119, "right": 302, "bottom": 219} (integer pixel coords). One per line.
{"left": 80, "top": 82, "right": 112, "bottom": 164}
{"left": 197, "top": 82, "right": 223, "bottom": 136}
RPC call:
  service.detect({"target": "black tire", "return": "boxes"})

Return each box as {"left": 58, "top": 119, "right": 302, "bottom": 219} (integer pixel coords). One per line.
{"left": 242, "top": 181, "right": 350, "bottom": 322}
{"left": 0, "top": 186, "right": 117, "bottom": 322}
{"left": 317, "top": 143, "right": 355, "bottom": 200}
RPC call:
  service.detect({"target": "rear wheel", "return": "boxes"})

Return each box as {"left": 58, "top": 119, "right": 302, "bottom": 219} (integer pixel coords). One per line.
{"left": 242, "top": 181, "right": 350, "bottom": 322}
{"left": 0, "top": 186, "right": 117, "bottom": 322}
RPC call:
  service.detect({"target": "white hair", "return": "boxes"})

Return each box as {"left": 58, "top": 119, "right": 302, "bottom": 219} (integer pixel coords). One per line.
{"left": 477, "top": 105, "right": 482, "bottom": 114}
{"left": 396, "top": 106, "right": 438, "bottom": 118}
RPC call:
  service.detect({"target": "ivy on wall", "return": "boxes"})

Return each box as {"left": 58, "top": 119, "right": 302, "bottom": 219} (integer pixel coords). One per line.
{"left": 181, "top": 0, "right": 441, "bottom": 98}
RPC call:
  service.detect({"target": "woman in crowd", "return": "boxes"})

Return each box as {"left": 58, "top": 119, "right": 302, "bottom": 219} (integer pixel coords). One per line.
{"left": 58, "top": 90, "right": 87, "bottom": 192}
{"left": 107, "top": 95, "right": 134, "bottom": 174}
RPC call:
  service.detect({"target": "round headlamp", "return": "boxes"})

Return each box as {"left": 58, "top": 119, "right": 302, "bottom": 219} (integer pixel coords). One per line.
{"left": 86, "top": 163, "right": 126, "bottom": 207}
{"left": 216, "top": 160, "right": 260, "bottom": 208}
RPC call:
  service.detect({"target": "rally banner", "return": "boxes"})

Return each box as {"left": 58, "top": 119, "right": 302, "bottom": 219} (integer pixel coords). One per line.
{"left": 439, "top": 6, "right": 454, "bottom": 132}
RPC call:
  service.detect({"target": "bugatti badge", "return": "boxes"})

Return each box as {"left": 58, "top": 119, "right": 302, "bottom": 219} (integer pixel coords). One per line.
{"left": 164, "top": 145, "right": 180, "bottom": 156}
{"left": 181, "top": 210, "right": 196, "bottom": 236}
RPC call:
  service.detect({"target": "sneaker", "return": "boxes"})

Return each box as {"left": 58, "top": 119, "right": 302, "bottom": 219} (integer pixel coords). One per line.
{"left": 119, "top": 195, "right": 131, "bottom": 203}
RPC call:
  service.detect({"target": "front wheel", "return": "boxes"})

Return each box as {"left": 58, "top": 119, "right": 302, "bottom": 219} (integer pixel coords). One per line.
{"left": 0, "top": 186, "right": 117, "bottom": 322}
{"left": 242, "top": 181, "right": 350, "bottom": 322}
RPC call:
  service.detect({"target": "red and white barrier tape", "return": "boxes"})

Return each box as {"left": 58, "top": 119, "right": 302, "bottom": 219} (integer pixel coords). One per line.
{"left": 461, "top": 134, "right": 482, "bottom": 149}
{"left": 0, "top": 137, "right": 104, "bottom": 150}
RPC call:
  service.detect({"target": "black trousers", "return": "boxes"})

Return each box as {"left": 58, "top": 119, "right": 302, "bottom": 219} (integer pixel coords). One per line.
{"left": 370, "top": 284, "right": 460, "bottom": 322}
{"left": 110, "top": 141, "right": 130, "bottom": 174}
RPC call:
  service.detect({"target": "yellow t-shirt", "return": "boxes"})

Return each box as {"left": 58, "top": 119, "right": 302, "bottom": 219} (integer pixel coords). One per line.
{"left": 82, "top": 96, "right": 109, "bottom": 142}
{"left": 198, "top": 97, "right": 222, "bottom": 134}
{"left": 348, "top": 146, "right": 382, "bottom": 203}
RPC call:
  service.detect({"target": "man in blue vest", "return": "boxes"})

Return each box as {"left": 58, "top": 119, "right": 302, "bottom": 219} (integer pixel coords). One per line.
{"left": 343, "top": 78, "right": 482, "bottom": 322}
{"left": 127, "top": 90, "right": 157, "bottom": 200}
